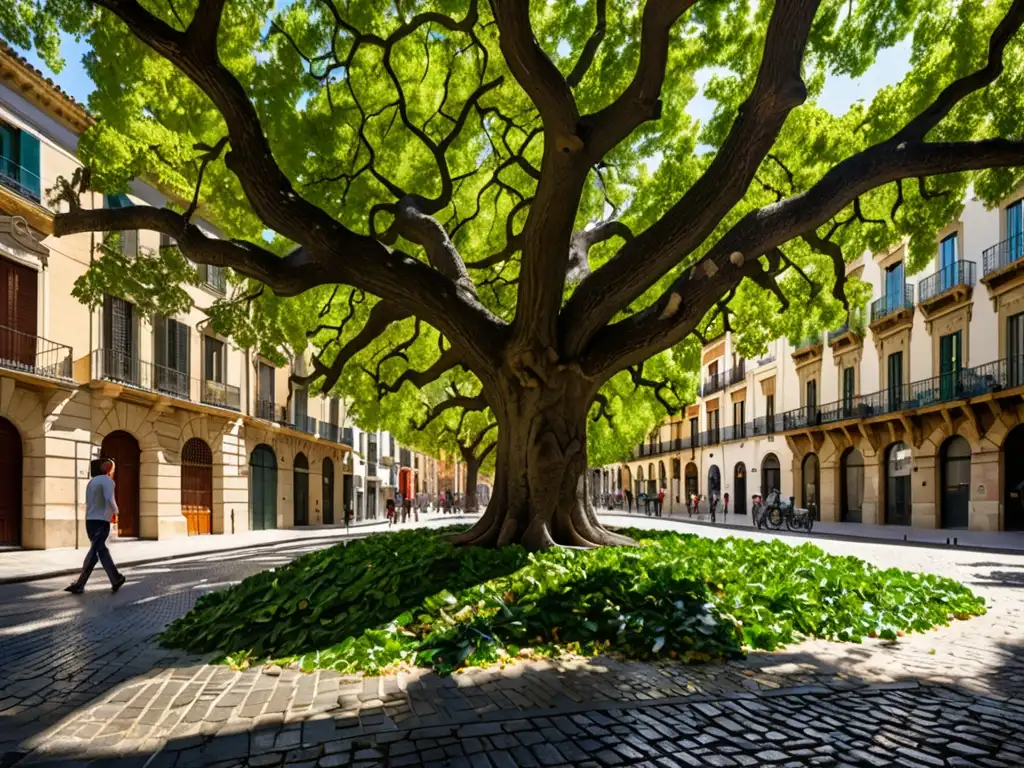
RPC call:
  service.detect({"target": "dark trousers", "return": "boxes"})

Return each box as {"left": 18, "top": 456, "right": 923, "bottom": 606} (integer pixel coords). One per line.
{"left": 76, "top": 520, "right": 122, "bottom": 587}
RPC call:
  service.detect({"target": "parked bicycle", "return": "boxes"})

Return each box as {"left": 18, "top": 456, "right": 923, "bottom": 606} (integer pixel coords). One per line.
{"left": 760, "top": 489, "right": 814, "bottom": 532}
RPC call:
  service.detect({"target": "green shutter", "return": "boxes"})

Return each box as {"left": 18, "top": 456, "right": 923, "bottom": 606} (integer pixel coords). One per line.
{"left": 0, "top": 124, "right": 15, "bottom": 183}
{"left": 17, "top": 132, "right": 40, "bottom": 200}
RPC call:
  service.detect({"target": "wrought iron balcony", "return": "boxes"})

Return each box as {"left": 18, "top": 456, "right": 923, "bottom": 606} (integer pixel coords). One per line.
{"left": 201, "top": 380, "right": 241, "bottom": 411}
{"left": 0, "top": 156, "right": 42, "bottom": 204}
{"left": 870, "top": 284, "right": 915, "bottom": 324}
{"left": 321, "top": 422, "right": 340, "bottom": 443}
{"left": 295, "top": 414, "right": 317, "bottom": 435}
{"left": 255, "top": 397, "right": 280, "bottom": 422}
{"left": 0, "top": 325, "right": 72, "bottom": 380}
{"left": 728, "top": 361, "right": 746, "bottom": 385}
{"left": 342, "top": 426, "right": 354, "bottom": 446}
{"left": 982, "top": 234, "right": 1024, "bottom": 276}
{"left": 752, "top": 414, "right": 783, "bottom": 435}
{"left": 918, "top": 260, "right": 976, "bottom": 303}
{"left": 93, "top": 349, "right": 190, "bottom": 399}
{"left": 702, "top": 371, "right": 727, "bottom": 396}
{"left": 777, "top": 354, "right": 1024, "bottom": 431}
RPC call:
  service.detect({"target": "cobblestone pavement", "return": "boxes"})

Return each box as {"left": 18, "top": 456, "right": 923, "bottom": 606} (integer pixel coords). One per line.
{"left": 3, "top": 521, "right": 1024, "bottom": 767}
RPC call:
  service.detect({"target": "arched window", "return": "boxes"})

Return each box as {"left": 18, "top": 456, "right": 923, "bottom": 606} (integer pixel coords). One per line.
{"left": 659, "top": 461, "right": 667, "bottom": 489}
{"left": 840, "top": 448, "right": 864, "bottom": 523}
{"left": 885, "top": 442, "right": 912, "bottom": 525}
{"left": 940, "top": 436, "right": 971, "bottom": 529}
{"left": 802, "top": 453, "right": 820, "bottom": 520}
{"left": 249, "top": 444, "right": 277, "bottom": 530}
{"left": 685, "top": 462, "right": 698, "bottom": 500}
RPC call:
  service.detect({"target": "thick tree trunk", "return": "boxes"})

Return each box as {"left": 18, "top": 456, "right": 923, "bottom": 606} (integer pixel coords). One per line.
{"left": 463, "top": 457, "right": 479, "bottom": 515}
{"left": 453, "top": 366, "right": 634, "bottom": 551}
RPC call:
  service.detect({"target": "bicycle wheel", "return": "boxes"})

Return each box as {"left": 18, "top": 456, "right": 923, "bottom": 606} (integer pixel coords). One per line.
{"left": 767, "top": 506, "right": 784, "bottom": 528}
{"left": 785, "top": 513, "right": 799, "bottom": 532}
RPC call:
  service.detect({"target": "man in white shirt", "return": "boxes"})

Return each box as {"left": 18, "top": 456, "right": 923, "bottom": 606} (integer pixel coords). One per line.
{"left": 65, "top": 459, "right": 126, "bottom": 594}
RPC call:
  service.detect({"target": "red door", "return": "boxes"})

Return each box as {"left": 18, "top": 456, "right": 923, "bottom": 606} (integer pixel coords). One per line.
{"left": 0, "top": 418, "right": 21, "bottom": 545}
{"left": 102, "top": 431, "right": 140, "bottom": 537}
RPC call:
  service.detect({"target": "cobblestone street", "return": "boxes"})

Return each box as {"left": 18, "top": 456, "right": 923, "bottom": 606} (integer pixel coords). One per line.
{"left": 2, "top": 520, "right": 1023, "bottom": 767}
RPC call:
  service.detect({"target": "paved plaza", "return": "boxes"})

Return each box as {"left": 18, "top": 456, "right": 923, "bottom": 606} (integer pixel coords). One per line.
{"left": 1, "top": 518, "right": 1023, "bottom": 767}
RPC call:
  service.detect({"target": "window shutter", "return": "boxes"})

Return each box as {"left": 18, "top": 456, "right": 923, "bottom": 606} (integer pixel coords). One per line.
{"left": 14, "top": 264, "right": 37, "bottom": 338}
{"left": 0, "top": 124, "right": 14, "bottom": 182}
{"left": 154, "top": 314, "right": 167, "bottom": 368}
{"left": 176, "top": 320, "right": 190, "bottom": 375}
{"left": 17, "top": 132, "right": 40, "bottom": 201}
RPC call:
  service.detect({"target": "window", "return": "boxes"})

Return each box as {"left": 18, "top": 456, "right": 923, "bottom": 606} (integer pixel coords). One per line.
{"left": 707, "top": 409, "right": 720, "bottom": 443}
{"left": 805, "top": 379, "right": 817, "bottom": 416}
{"left": 940, "top": 234, "right": 958, "bottom": 292}
{"left": 689, "top": 417, "right": 698, "bottom": 446}
{"left": 733, "top": 401, "right": 745, "bottom": 438}
{"left": 0, "top": 123, "right": 41, "bottom": 202}
{"left": 294, "top": 386, "right": 308, "bottom": 424}
{"left": 887, "top": 351, "right": 904, "bottom": 411}
{"left": 258, "top": 361, "right": 275, "bottom": 406}
{"left": 329, "top": 398, "right": 340, "bottom": 426}
{"left": 103, "top": 295, "right": 137, "bottom": 384}
{"left": 885, "top": 261, "right": 905, "bottom": 313}
{"left": 939, "top": 331, "right": 962, "bottom": 401}
{"left": 103, "top": 194, "right": 139, "bottom": 258}
{"left": 842, "top": 367, "right": 855, "bottom": 415}
{"left": 204, "top": 336, "right": 225, "bottom": 383}
{"left": 1010, "top": 312, "right": 1024, "bottom": 388}
{"left": 1008, "top": 200, "right": 1023, "bottom": 261}
{"left": 766, "top": 393, "right": 776, "bottom": 433}
{"left": 197, "top": 263, "right": 227, "bottom": 294}
{"left": 0, "top": 256, "right": 38, "bottom": 368}
{"left": 154, "top": 314, "right": 190, "bottom": 397}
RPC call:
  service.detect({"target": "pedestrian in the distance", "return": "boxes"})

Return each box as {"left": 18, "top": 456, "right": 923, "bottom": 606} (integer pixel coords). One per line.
{"left": 403, "top": 493, "right": 415, "bottom": 523}
{"left": 386, "top": 498, "right": 396, "bottom": 526}
{"left": 657, "top": 488, "right": 665, "bottom": 517}
{"left": 65, "top": 459, "right": 126, "bottom": 594}
{"left": 625, "top": 487, "right": 633, "bottom": 514}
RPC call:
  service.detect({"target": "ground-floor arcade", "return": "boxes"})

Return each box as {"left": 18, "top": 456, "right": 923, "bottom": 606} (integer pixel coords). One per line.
{"left": 0, "top": 372, "right": 353, "bottom": 549}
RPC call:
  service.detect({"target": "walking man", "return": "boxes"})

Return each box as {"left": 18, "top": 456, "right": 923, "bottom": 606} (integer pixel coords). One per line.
{"left": 625, "top": 487, "right": 633, "bottom": 514}
{"left": 65, "top": 459, "right": 126, "bottom": 594}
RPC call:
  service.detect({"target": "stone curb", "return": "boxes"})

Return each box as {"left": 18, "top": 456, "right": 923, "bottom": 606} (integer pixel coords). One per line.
{"left": 602, "top": 513, "right": 1024, "bottom": 556}
{"left": 0, "top": 515, "right": 479, "bottom": 586}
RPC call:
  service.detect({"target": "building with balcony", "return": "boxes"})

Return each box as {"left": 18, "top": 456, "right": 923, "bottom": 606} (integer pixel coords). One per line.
{"left": 0, "top": 43, "right": 365, "bottom": 548}
{"left": 595, "top": 187, "right": 1024, "bottom": 534}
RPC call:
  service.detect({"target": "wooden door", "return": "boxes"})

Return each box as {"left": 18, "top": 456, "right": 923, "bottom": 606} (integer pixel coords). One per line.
{"left": 733, "top": 463, "right": 747, "bottom": 516}
{"left": 181, "top": 438, "right": 213, "bottom": 535}
{"left": 102, "top": 430, "right": 140, "bottom": 537}
{"left": 0, "top": 257, "right": 37, "bottom": 368}
{"left": 322, "top": 457, "right": 334, "bottom": 524}
{"left": 294, "top": 453, "right": 309, "bottom": 526}
{"left": 0, "top": 418, "right": 21, "bottom": 545}
{"left": 249, "top": 444, "right": 277, "bottom": 530}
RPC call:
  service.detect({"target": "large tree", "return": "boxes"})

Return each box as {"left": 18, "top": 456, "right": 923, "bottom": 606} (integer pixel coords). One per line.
{"left": 12, "top": 0, "right": 1024, "bottom": 549}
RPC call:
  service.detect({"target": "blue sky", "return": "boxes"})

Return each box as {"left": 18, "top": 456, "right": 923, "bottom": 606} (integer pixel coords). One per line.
{"left": 17, "top": 33, "right": 911, "bottom": 127}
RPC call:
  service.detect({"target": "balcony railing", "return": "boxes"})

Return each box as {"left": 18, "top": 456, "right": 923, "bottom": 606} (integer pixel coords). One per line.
{"left": 793, "top": 332, "right": 823, "bottom": 351}
{"left": 201, "top": 380, "right": 241, "bottom": 411}
{"left": 870, "top": 284, "right": 915, "bottom": 323}
{"left": 295, "top": 414, "right": 317, "bottom": 435}
{"left": 982, "top": 234, "right": 1024, "bottom": 276}
{"left": 752, "top": 414, "right": 783, "bottom": 435}
{"left": 0, "top": 156, "right": 42, "bottom": 204}
{"left": 728, "top": 361, "right": 745, "bottom": 385}
{"left": 0, "top": 325, "right": 72, "bottom": 380}
{"left": 778, "top": 355, "right": 1024, "bottom": 431}
{"left": 919, "top": 260, "right": 976, "bottom": 303}
{"left": 321, "top": 422, "right": 340, "bottom": 443}
{"left": 702, "top": 372, "right": 727, "bottom": 397}
{"left": 827, "top": 323, "right": 850, "bottom": 344}
{"left": 255, "top": 397, "right": 282, "bottom": 422}
{"left": 93, "top": 350, "right": 190, "bottom": 399}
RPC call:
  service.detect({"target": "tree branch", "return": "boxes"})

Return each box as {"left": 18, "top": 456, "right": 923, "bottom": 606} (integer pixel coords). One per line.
{"left": 566, "top": 0, "right": 607, "bottom": 88}
{"left": 415, "top": 394, "right": 488, "bottom": 431}
{"left": 562, "top": 0, "right": 819, "bottom": 355}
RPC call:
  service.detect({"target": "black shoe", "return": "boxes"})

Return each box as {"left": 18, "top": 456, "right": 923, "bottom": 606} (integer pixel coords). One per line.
{"left": 64, "top": 583, "right": 84, "bottom": 594}
{"left": 111, "top": 575, "right": 126, "bottom": 592}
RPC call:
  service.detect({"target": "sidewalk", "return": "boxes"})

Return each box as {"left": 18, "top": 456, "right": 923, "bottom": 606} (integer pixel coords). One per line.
{"left": 0, "top": 511, "right": 479, "bottom": 584}
{"left": 597, "top": 509, "right": 1024, "bottom": 553}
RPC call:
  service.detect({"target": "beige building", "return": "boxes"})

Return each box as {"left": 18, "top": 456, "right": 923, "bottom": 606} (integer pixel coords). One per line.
{"left": 0, "top": 43, "right": 354, "bottom": 549}
{"left": 598, "top": 190, "right": 1024, "bottom": 533}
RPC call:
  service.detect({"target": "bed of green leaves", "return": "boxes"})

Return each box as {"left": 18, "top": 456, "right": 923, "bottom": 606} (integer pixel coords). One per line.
{"left": 160, "top": 527, "right": 986, "bottom": 676}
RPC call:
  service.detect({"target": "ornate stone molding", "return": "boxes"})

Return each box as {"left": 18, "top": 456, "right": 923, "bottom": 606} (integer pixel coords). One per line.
{"left": 0, "top": 215, "right": 49, "bottom": 266}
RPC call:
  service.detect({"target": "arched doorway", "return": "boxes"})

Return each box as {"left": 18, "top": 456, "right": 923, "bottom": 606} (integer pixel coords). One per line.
{"left": 294, "top": 453, "right": 310, "bottom": 526}
{"left": 733, "top": 463, "right": 747, "bottom": 515}
{"left": 647, "top": 462, "right": 656, "bottom": 495}
{"left": 840, "top": 448, "right": 864, "bottom": 523}
{"left": 941, "top": 436, "right": 971, "bottom": 529}
{"left": 885, "top": 442, "right": 912, "bottom": 525}
{"left": 322, "top": 457, "right": 335, "bottom": 524}
{"left": 636, "top": 466, "right": 645, "bottom": 499}
{"left": 1006, "top": 425, "right": 1024, "bottom": 530}
{"left": 802, "top": 453, "right": 820, "bottom": 520}
{"left": 102, "top": 431, "right": 140, "bottom": 538}
{"left": 761, "top": 453, "right": 780, "bottom": 496}
{"left": 672, "top": 458, "right": 681, "bottom": 504}
{"left": 181, "top": 438, "right": 213, "bottom": 536}
{"left": 685, "top": 462, "right": 698, "bottom": 500}
{"left": 249, "top": 444, "right": 277, "bottom": 530}
{"left": 708, "top": 465, "right": 721, "bottom": 500}
{"left": 658, "top": 461, "right": 667, "bottom": 490}
{"left": 0, "top": 418, "right": 21, "bottom": 546}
